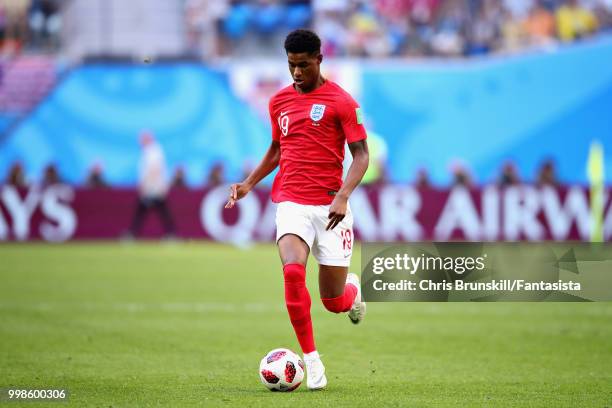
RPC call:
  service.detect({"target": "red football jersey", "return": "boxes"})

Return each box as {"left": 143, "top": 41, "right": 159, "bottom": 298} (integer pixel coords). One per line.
{"left": 269, "top": 80, "right": 367, "bottom": 205}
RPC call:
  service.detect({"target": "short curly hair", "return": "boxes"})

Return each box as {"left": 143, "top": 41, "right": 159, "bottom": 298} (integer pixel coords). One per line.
{"left": 284, "top": 29, "right": 321, "bottom": 55}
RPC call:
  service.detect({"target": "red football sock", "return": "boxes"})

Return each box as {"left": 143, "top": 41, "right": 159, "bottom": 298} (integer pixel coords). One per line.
{"left": 283, "top": 263, "right": 315, "bottom": 354}
{"left": 321, "top": 282, "right": 357, "bottom": 313}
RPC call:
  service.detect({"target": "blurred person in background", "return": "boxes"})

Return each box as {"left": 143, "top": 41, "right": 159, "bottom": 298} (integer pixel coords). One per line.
{"left": 0, "top": 0, "right": 30, "bottom": 54}
{"left": 171, "top": 166, "right": 187, "bottom": 189}
{"left": 184, "top": 0, "right": 229, "bottom": 60}
{"left": 313, "top": 0, "right": 350, "bottom": 56}
{"left": 430, "top": 0, "right": 468, "bottom": 56}
{"left": 42, "top": 162, "right": 61, "bottom": 186}
{"left": 346, "top": 2, "right": 393, "bottom": 57}
{"left": 556, "top": 0, "right": 599, "bottom": 41}
{"left": 522, "top": 0, "right": 557, "bottom": 46}
{"left": 498, "top": 161, "right": 521, "bottom": 186}
{"left": 27, "top": 0, "right": 61, "bottom": 50}
{"left": 414, "top": 167, "right": 432, "bottom": 190}
{"left": 413, "top": 0, "right": 442, "bottom": 55}
{"left": 5, "top": 161, "right": 27, "bottom": 188}
{"left": 206, "top": 162, "right": 225, "bottom": 187}
{"left": 592, "top": 0, "right": 612, "bottom": 30}
{"left": 466, "top": 0, "right": 504, "bottom": 55}
{"left": 450, "top": 160, "right": 474, "bottom": 187}
{"left": 127, "top": 131, "right": 175, "bottom": 239}
{"left": 500, "top": 5, "right": 528, "bottom": 51}
{"left": 85, "top": 162, "right": 107, "bottom": 188}
{"left": 537, "top": 158, "right": 559, "bottom": 186}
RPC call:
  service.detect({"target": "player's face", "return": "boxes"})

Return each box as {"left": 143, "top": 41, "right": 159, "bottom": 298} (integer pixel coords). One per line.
{"left": 287, "top": 52, "right": 322, "bottom": 93}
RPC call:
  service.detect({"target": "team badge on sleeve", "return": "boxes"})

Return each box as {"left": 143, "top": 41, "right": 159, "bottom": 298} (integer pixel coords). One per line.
{"left": 356, "top": 107, "right": 363, "bottom": 124}
{"left": 310, "top": 104, "right": 326, "bottom": 122}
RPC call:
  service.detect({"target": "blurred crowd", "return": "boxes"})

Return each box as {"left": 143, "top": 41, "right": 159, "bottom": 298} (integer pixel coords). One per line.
{"left": 0, "top": 0, "right": 61, "bottom": 55}
{"left": 1, "top": 0, "right": 610, "bottom": 58}
{"left": 186, "top": 0, "right": 612, "bottom": 59}
{"left": 3, "top": 158, "right": 562, "bottom": 189}
{"left": 3, "top": 161, "right": 228, "bottom": 190}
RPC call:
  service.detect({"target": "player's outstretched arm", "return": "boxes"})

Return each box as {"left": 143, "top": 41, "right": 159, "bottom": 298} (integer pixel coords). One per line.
{"left": 326, "top": 139, "right": 369, "bottom": 230}
{"left": 225, "top": 141, "right": 281, "bottom": 208}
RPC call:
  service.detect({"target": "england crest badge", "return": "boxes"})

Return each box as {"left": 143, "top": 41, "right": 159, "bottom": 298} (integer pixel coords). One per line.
{"left": 310, "top": 104, "right": 326, "bottom": 122}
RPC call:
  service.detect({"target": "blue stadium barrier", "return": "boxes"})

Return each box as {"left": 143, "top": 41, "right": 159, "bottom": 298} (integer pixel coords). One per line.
{"left": 1, "top": 36, "right": 611, "bottom": 186}
{"left": 0, "top": 64, "right": 269, "bottom": 185}
{"left": 363, "top": 36, "right": 612, "bottom": 185}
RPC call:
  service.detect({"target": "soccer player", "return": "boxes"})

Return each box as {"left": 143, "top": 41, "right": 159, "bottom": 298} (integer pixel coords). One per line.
{"left": 225, "top": 29, "right": 368, "bottom": 390}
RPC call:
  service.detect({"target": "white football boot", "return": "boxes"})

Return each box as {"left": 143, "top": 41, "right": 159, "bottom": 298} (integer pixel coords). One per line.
{"left": 347, "top": 273, "right": 366, "bottom": 324}
{"left": 304, "top": 354, "right": 327, "bottom": 390}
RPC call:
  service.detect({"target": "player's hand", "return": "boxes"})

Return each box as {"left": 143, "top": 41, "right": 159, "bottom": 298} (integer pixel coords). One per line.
{"left": 225, "top": 183, "right": 251, "bottom": 209}
{"left": 326, "top": 195, "right": 348, "bottom": 230}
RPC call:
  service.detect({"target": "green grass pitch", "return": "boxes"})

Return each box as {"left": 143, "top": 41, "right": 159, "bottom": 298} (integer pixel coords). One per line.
{"left": 1, "top": 242, "right": 611, "bottom": 407}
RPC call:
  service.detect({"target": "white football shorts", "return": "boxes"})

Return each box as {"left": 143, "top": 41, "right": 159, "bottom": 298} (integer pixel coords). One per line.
{"left": 275, "top": 200, "right": 354, "bottom": 267}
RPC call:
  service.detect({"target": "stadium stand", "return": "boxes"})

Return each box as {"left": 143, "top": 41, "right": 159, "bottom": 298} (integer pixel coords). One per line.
{"left": 183, "top": 0, "right": 612, "bottom": 59}
{"left": 61, "top": 0, "right": 186, "bottom": 61}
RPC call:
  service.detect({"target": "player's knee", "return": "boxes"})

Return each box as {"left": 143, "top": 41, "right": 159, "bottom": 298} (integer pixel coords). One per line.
{"left": 283, "top": 263, "right": 306, "bottom": 283}
{"left": 321, "top": 297, "right": 344, "bottom": 313}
